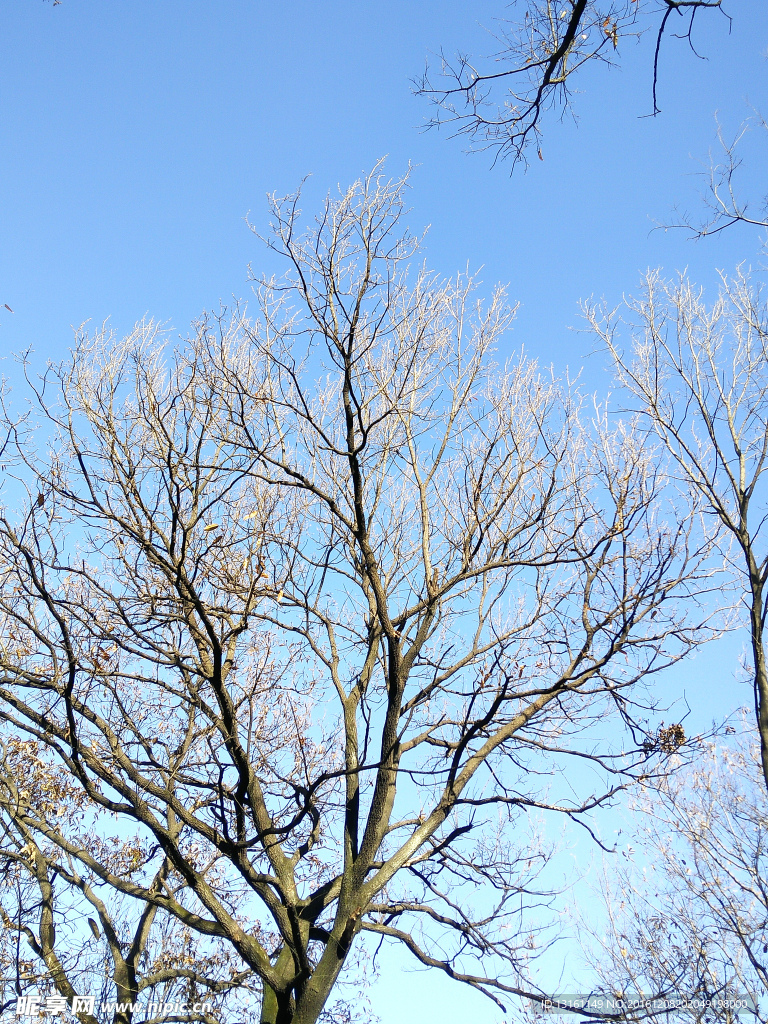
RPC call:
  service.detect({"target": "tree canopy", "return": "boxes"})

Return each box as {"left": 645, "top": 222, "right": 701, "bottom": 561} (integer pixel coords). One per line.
{"left": 0, "top": 168, "right": 718, "bottom": 1024}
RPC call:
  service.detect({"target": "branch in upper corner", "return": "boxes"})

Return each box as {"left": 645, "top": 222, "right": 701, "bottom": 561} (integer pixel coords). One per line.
{"left": 414, "top": 0, "right": 729, "bottom": 169}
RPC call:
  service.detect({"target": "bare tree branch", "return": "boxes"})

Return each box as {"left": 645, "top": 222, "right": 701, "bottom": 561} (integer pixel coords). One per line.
{"left": 415, "top": 0, "right": 730, "bottom": 167}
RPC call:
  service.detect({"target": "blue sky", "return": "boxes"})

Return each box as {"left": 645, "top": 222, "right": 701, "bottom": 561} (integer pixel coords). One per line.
{"left": 2, "top": 0, "right": 766, "bottom": 378}
{"left": 1, "top": 2, "right": 766, "bottom": 1021}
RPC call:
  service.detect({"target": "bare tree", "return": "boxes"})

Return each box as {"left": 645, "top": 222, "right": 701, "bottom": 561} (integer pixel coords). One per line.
{"left": 577, "top": 716, "right": 768, "bottom": 1023}
{"left": 415, "top": 0, "right": 729, "bottom": 167}
{"left": 588, "top": 270, "right": 768, "bottom": 797}
{"left": 0, "top": 737, "right": 261, "bottom": 1024}
{"left": 0, "top": 167, "right": 718, "bottom": 1024}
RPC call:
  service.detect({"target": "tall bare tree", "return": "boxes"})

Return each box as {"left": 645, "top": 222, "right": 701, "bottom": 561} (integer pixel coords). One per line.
{"left": 0, "top": 168, "right": 717, "bottom": 1024}
{"left": 415, "top": 0, "right": 729, "bottom": 166}
{"left": 588, "top": 270, "right": 768, "bottom": 795}
{"left": 579, "top": 717, "right": 768, "bottom": 1023}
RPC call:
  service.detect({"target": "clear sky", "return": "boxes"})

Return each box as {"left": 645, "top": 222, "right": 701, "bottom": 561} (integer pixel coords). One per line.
{"left": 1, "top": 3, "right": 766, "bottom": 1022}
